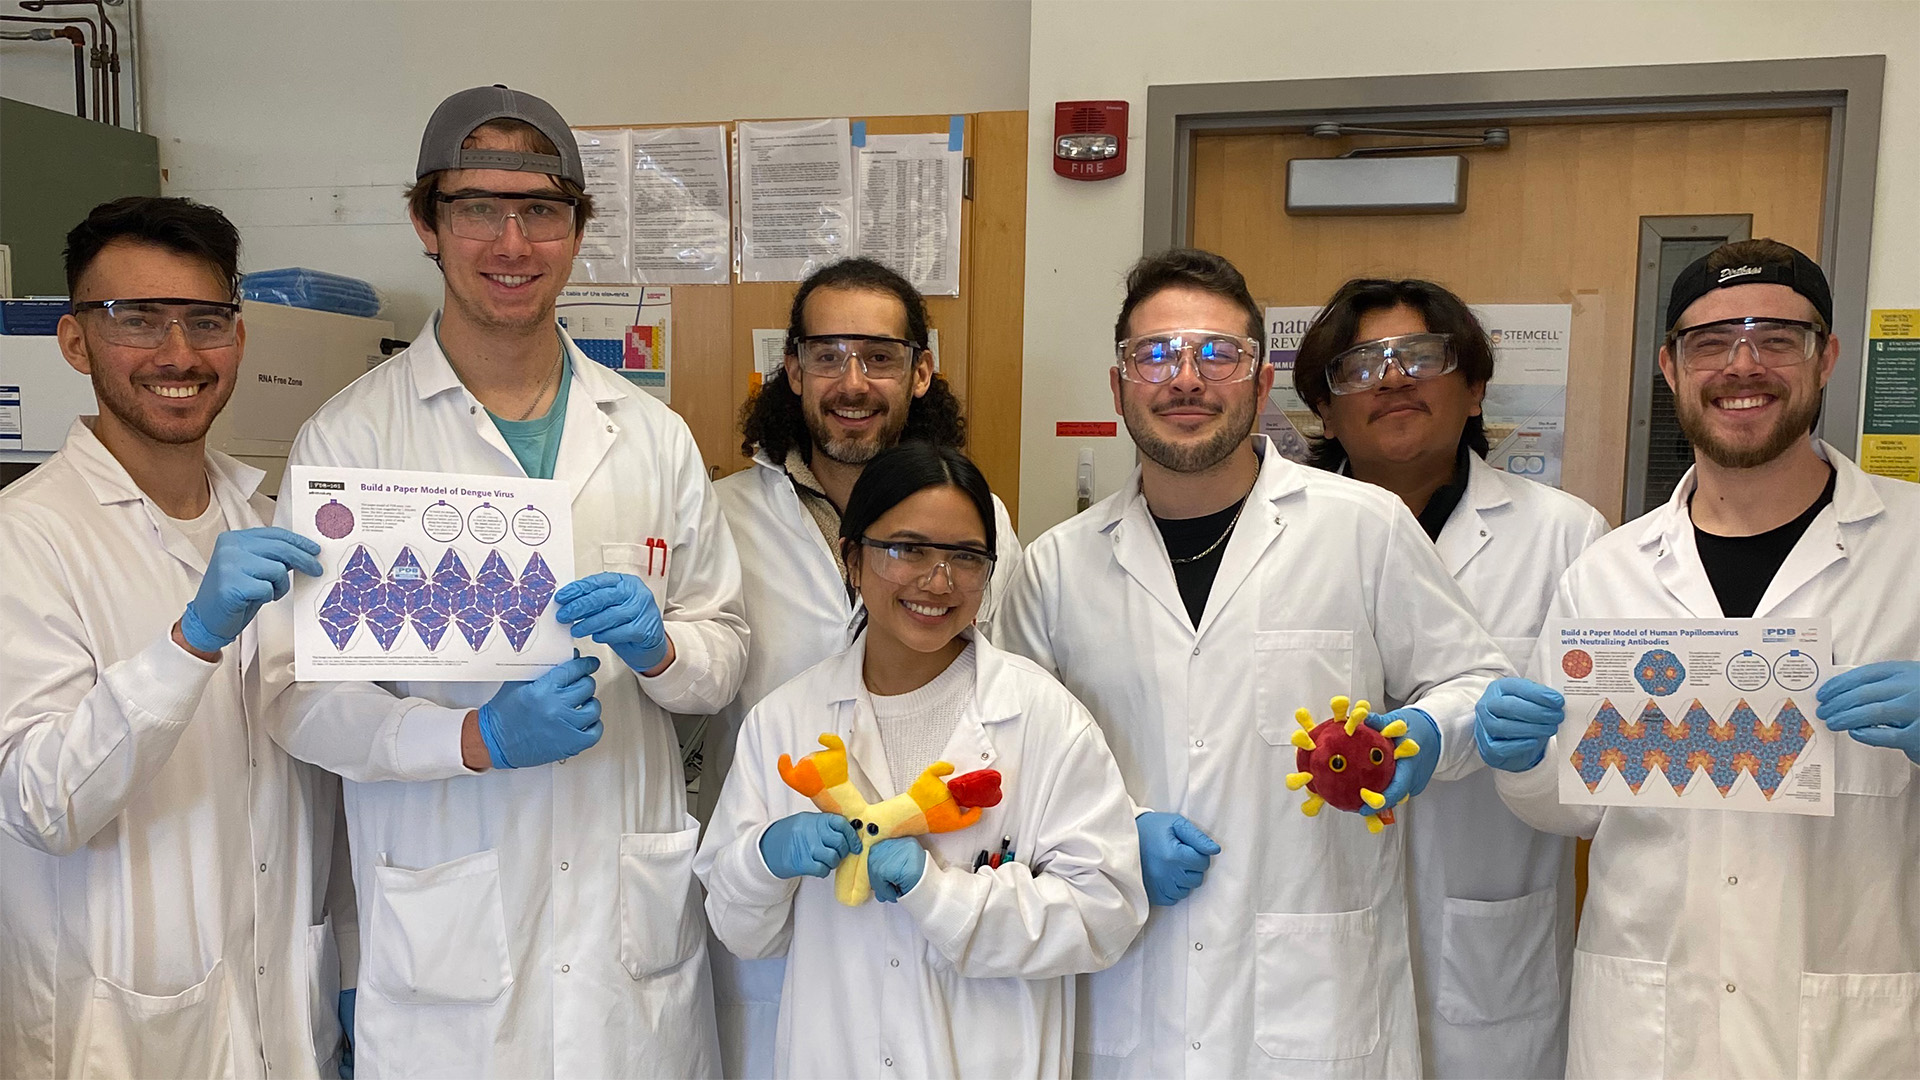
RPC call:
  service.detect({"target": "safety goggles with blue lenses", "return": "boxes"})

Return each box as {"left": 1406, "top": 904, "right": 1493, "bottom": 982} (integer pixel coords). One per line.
{"left": 1115, "top": 330, "right": 1262, "bottom": 384}
{"left": 1326, "top": 332, "right": 1458, "bottom": 395}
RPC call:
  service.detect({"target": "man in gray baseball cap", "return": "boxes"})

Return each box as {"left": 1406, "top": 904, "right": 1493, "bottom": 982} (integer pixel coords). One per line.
{"left": 265, "top": 83, "right": 745, "bottom": 1078}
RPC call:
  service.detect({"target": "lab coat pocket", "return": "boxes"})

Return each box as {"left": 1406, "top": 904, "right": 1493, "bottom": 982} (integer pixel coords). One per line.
{"left": 1797, "top": 971, "right": 1920, "bottom": 1079}
{"left": 1253, "top": 908, "right": 1381, "bottom": 1061}
{"left": 305, "top": 919, "right": 344, "bottom": 1065}
{"left": 1253, "top": 630, "right": 1355, "bottom": 747}
{"left": 367, "top": 849, "right": 514, "bottom": 1005}
{"left": 1436, "top": 887, "right": 1560, "bottom": 1025}
{"left": 1566, "top": 950, "right": 1666, "bottom": 1079}
{"left": 1832, "top": 735, "right": 1912, "bottom": 797}
{"left": 1078, "top": 935, "right": 1144, "bottom": 1057}
{"left": 602, "top": 541, "right": 668, "bottom": 605}
{"left": 618, "top": 815, "right": 704, "bottom": 979}
{"left": 76, "top": 957, "right": 237, "bottom": 1079}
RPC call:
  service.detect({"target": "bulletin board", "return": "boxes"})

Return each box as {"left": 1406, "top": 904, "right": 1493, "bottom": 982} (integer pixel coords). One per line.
{"left": 574, "top": 111, "right": 1029, "bottom": 524}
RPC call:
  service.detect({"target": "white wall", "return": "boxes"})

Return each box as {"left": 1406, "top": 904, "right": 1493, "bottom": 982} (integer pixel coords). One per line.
{"left": 137, "top": 0, "right": 1030, "bottom": 334}
{"left": 1017, "top": 0, "right": 1920, "bottom": 538}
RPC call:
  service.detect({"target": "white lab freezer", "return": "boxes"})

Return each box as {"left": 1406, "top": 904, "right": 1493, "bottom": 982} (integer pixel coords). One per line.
{"left": 0, "top": 302, "right": 394, "bottom": 492}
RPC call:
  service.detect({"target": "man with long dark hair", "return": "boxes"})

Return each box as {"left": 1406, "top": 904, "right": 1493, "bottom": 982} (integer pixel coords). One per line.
{"left": 703, "top": 257, "right": 1020, "bottom": 1077}
{"left": 1294, "top": 277, "right": 1608, "bottom": 1079}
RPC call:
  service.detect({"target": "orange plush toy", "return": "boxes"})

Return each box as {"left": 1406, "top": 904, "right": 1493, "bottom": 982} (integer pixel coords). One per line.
{"left": 778, "top": 732, "right": 1004, "bottom": 905}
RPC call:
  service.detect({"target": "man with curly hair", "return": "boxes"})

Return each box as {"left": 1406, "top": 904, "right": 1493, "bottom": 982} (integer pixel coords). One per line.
{"left": 701, "top": 257, "right": 1020, "bottom": 1078}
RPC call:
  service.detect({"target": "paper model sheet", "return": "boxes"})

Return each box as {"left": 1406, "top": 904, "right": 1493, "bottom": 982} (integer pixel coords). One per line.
{"left": 1548, "top": 620, "right": 1833, "bottom": 815}
{"left": 290, "top": 466, "right": 575, "bottom": 682}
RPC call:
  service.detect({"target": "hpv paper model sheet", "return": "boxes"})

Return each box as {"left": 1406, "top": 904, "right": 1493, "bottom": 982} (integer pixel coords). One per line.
{"left": 1548, "top": 620, "right": 1833, "bottom": 816}
{"left": 290, "top": 465, "right": 576, "bottom": 682}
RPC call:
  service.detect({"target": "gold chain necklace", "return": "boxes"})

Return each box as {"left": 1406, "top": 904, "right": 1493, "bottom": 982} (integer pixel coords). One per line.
{"left": 1168, "top": 498, "right": 1247, "bottom": 565}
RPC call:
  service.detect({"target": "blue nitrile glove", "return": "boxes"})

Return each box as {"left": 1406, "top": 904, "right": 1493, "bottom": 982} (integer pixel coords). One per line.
{"left": 475, "top": 654, "right": 603, "bottom": 769}
{"left": 1136, "top": 811, "right": 1220, "bottom": 907}
{"left": 1365, "top": 706, "right": 1442, "bottom": 812}
{"left": 337, "top": 988, "right": 355, "bottom": 1079}
{"left": 553, "top": 572, "right": 670, "bottom": 673}
{"left": 1817, "top": 661, "right": 1920, "bottom": 765}
{"left": 1475, "top": 677, "right": 1566, "bottom": 772}
{"left": 759, "top": 812, "right": 863, "bottom": 880}
{"left": 868, "top": 837, "right": 927, "bottom": 903}
{"left": 179, "top": 527, "right": 324, "bottom": 652}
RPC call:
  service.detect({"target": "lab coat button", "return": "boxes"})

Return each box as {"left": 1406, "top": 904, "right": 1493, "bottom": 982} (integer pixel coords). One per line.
{"left": 1194, "top": 941, "right": 1203, "bottom": 951}
{"left": 560, "top": 861, "right": 569, "bottom": 871}
{"left": 884, "top": 1058, "right": 894, "bottom": 1067}
{"left": 258, "top": 965, "right": 266, "bottom": 975}
{"left": 1727, "top": 875, "right": 1737, "bottom": 885}
{"left": 1725, "top": 982, "right": 1736, "bottom": 993}
{"left": 1192, "top": 1041, "right": 1202, "bottom": 1050}
{"left": 561, "top": 963, "right": 571, "bottom": 973}
{"left": 1194, "top": 739, "right": 1204, "bottom": 748}
{"left": 980, "top": 752, "right": 989, "bottom": 761}
{"left": 258, "top": 863, "right": 267, "bottom": 873}
{"left": 890, "top": 958, "right": 900, "bottom": 967}
{"left": 1192, "top": 646, "right": 1200, "bottom": 656}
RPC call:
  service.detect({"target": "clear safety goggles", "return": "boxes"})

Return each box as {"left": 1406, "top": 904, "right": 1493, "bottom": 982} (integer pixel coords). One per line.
{"left": 71, "top": 297, "right": 241, "bottom": 350}
{"left": 1326, "top": 332, "right": 1458, "bottom": 395}
{"left": 1670, "top": 317, "right": 1822, "bottom": 373}
{"left": 857, "top": 537, "right": 996, "bottom": 593}
{"left": 793, "top": 335, "right": 923, "bottom": 381}
{"left": 436, "top": 191, "right": 579, "bottom": 243}
{"left": 1114, "top": 330, "right": 1262, "bottom": 384}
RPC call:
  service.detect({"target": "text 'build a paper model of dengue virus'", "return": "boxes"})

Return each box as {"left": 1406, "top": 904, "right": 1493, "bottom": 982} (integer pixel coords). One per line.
{"left": 318, "top": 544, "right": 558, "bottom": 653}
{"left": 1286, "top": 696, "right": 1419, "bottom": 834}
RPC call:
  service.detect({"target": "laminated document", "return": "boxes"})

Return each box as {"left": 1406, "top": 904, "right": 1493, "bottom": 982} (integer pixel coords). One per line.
{"left": 737, "top": 118, "right": 854, "bottom": 282}
{"left": 630, "top": 125, "right": 731, "bottom": 285}
{"left": 855, "top": 133, "right": 962, "bottom": 296}
{"left": 571, "top": 129, "right": 632, "bottom": 283}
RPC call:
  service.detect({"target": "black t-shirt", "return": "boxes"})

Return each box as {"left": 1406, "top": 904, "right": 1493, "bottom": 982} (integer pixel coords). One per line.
{"left": 1693, "top": 466, "right": 1837, "bottom": 618}
{"left": 1153, "top": 498, "right": 1247, "bottom": 627}
{"left": 1415, "top": 445, "right": 1473, "bottom": 542}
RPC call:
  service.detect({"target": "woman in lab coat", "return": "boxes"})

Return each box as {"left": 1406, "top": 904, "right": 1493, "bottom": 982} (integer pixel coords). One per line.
{"left": 695, "top": 442, "right": 1146, "bottom": 1079}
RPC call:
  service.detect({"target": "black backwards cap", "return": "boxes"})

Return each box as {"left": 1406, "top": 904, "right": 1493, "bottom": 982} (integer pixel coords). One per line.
{"left": 416, "top": 84, "right": 583, "bottom": 186}
{"left": 1666, "top": 240, "right": 1833, "bottom": 333}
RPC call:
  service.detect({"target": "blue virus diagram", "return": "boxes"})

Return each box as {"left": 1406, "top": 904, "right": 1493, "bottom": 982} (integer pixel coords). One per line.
{"left": 1633, "top": 648, "right": 1686, "bottom": 696}
{"left": 1568, "top": 696, "right": 1813, "bottom": 800}
{"left": 318, "top": 545, "right": 557, "bottom": 653}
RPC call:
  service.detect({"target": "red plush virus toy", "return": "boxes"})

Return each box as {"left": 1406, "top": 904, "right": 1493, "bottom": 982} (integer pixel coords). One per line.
{"left": 1285, "top": 696, "right": 1418, "bottom": 835}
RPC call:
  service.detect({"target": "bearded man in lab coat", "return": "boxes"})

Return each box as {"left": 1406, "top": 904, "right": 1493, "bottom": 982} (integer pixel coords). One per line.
{"left": 0, "top": 196, "right": 420, "bottom": 1078}
{"left": 996, "top": 248, "right": 1510, "bottom": 1077}
{"left": 261, "top": 86, "right": 748, "bottom": 1078}
{"left": 1477, "top": 239, "right": 1920, "bottom": 1078}
{"left": 702, "top": 256, "right": 1021, "bottom": 1077}
{"left": 1293, "top": 278, "right": 1608, "bottom": 1079}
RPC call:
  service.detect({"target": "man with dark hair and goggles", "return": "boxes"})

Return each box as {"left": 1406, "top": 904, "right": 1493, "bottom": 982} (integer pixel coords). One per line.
{"left": 1324, "top": 331, "right": 1458, "bottom": 395}
{"left": 791, "top": 333, "right": 923, "bottom": 381}
{"left": 1114, "top": 329, "right": 1263, "bottom": 384}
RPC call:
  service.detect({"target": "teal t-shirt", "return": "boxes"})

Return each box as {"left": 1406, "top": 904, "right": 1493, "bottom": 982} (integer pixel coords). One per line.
{"left": 436, "top": 319, "right": 571, "bottom": 480}
{"left": 488, "top": 362, "right": 571, "bottom": 480}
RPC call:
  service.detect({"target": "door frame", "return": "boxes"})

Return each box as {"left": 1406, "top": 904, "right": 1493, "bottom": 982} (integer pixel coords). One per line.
{"left": 1140, "top": 55, "right": 1884, "bottom": 456}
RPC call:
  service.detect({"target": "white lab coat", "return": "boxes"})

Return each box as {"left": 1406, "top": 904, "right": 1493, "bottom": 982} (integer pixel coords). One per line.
{"left": 0, "top": 419, "right": 354, "bottom": 1079}
{"left": 995, "top": 437, "right": 1512, "bottom": 1078}
{"left": 694, "top": 632, "right": 1146, "bottom": 1079}
{"left": 1496, "top": 441, "right": 1920, "bottom": 1079}
{"left": 264, "top": 317, "right": 748, "bottom": 1078}
{"left": 702, "top": 450, "right": 1022, "bottom": 1077}
{"left": 1402, "top": 454, "right": 1608, "bottom": 1079}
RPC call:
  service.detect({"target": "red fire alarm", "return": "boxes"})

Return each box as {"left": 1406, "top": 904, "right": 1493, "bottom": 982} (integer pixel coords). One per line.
{"left": 1054, "top": 100, "right": 1128, "bottom": 181}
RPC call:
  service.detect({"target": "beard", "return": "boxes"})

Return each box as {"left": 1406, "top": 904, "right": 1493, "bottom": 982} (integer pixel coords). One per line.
{"left": 1676, "top": 377, "right": 1822, "bottom": 469}
{"left": 806, "top": 390, "right": 910, "bottom": 465}
{"left": 1122, "top": 387, "right": 1260, "bottom": 474}
{"left": 90, "top": 367, "right": 230, "bottom": 446}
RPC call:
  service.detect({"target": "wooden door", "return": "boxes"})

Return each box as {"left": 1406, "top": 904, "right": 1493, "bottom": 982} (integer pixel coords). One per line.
{"left": 1188, "top": 113, "right": 1831, "bottom": 524}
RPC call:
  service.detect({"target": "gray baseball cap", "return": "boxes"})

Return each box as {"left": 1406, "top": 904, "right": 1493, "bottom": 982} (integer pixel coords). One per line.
{"left": 415, "top": 84, "right": 583, "bottom": 186}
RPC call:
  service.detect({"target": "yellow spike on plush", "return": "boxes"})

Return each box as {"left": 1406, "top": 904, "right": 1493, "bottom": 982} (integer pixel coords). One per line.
{"left": 1286, "top": 771, "right": 1313, "bottom": 791}
{"left": 1345, "top": 699, "right": 1371, "bottom": 735}
{"left": 1330, "top": 695, "right": 1350, "bottom": 719}
{"left": 1291, "top": 729, "right": 1316, "bottom": 751}
{"left": 1295, "top": 707, "right": 1316, "bottom": 732}
{"left": 1380, "top": 718, "right": 1408, "bottom": 738}
{"left": 1366, "top": 814, "right": 1385, "bottom": 834}
{"left": 1395, "top": 739, "right": 1421, "bottom": 759}
{"left": 1301, "top": 793, "right": 1326, "bottom": 817}
{"left": 1359, "top": 787, "right": 1386, "bottom": 809}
